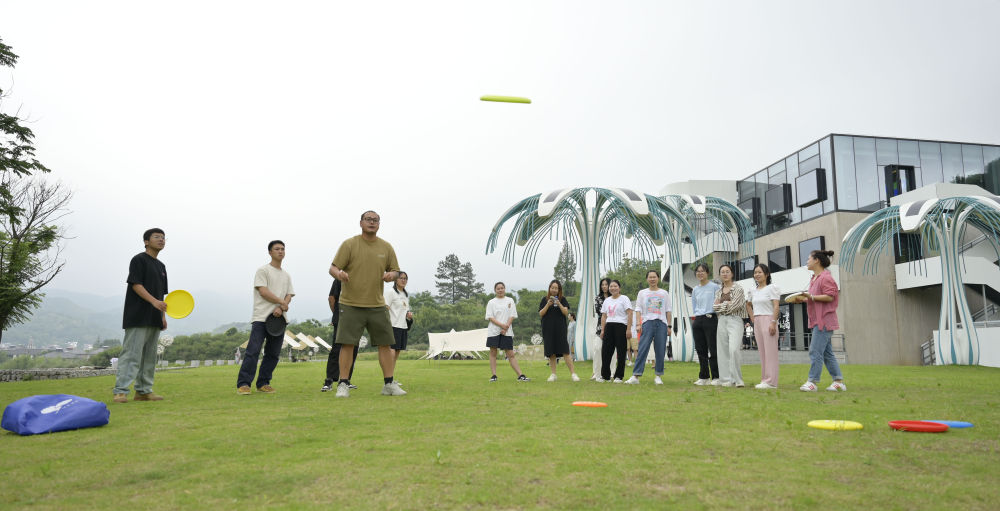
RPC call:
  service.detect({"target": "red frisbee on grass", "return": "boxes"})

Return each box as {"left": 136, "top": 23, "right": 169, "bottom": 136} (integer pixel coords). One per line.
{"left": 888, "top": 420, "right": 949, "bottom": 433}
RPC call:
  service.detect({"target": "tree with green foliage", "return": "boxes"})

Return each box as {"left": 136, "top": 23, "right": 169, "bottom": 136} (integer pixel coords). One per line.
{"left": 0, "top": 38, "right": 71, "bottom": 345}
{"left": 434, "top": 254, "right": 483, "bottom": 304}
{"left": 553, "top": 241, "right": 579, "bottom": 296}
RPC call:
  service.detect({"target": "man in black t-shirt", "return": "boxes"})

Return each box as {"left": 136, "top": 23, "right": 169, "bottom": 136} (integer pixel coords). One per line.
{"left": 114, "top": 228, "right": 168, "bottom": 403}
{"left": 321, "top": 278, "right": 358, "bottom": 391}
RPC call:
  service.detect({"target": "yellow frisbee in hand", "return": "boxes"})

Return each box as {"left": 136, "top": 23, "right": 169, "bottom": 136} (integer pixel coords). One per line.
{"left": 480, "top": 95, "right": 531, "bottom": 104}
{"left": 164, "top": 290, "right": 195, "bottom": 319}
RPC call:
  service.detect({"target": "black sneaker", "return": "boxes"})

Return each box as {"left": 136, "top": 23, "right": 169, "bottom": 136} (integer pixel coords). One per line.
{"left": 348, "top": 384, "right": 358, "bottom": 389}
{"left": 489, "top": 375, "right": 498, "bottom": 382}
{"left": 321, "top": 383, "right": 333, "bottom": 392}
{"left": 517, "top": 374, "right": 530, "bottom": 382}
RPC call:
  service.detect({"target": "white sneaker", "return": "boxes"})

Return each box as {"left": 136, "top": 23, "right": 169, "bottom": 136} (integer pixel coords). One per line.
{"left": 755, "top": 382, "right": 778, "bottom": 390}
{"left": 709, "top": 379, "right": 721, "bottom": 386}
{"left": 381, "top": 382, "right": 407, "bottom": 396}
{"left": 613, "top": 377, "right": 623, "bottom": 383}
{"left": 654, "top": 376, "right": 664, "bottom": 385}
{"left": 625, "top": 376, "right": 640, "bottom": 385}
{"left": 721, "top": 381, "right": 734, "bottom": 387}
{"left": 335, "top": 382, "right": 350, "bottom": 398}
{"left": 693, "top": 378, "right": 708, "bottom": 386}
{"left": 626, "top": 361, "right": 632, "bottom": 366}
{"left": 800, "top": 381, "right": 818, "bottom": 392}
{"left": 547, "top": 374, "right": 557, "bottom": 382}
{"left": 590, "top": 375, "right": 598, "bottom": 381}
{"left": 735, "top": 382, "right": 745, "bottom": 388}
{"left": 826, "top": 381, "right": 847, "bottom": 392}
{"left": 594, "top": 377, "right": 606, "bottom": 383}
{"left": 571, "top": 373, "right": 580, "bottom": 382}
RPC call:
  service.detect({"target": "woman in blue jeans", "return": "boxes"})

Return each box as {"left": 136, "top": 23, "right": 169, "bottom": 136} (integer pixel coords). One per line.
{"left": 789, "top": 249, "right": 846, "bottom": 392}
{"left": 626, "top": 270, "right": 672, "bottom": 385}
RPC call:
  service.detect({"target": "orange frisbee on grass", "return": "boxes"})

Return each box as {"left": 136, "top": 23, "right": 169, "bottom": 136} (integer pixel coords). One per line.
{"left": 572, "top": 401, "right": 608, "bottom": 408}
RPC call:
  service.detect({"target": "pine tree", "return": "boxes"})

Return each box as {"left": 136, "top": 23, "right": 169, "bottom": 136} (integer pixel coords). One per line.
{"left": 553, "top": 241, "right": 578, "bottom": 296}
{"left": 434, "top": 254, "right": 484, "bottom": 304}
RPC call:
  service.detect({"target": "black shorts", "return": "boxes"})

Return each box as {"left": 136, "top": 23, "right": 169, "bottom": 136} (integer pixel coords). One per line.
{"left": 391, "top": 327, "right": 408, "bottom": 351}
{"left": 486, "top": 335, "right": 513, "bottom": 350}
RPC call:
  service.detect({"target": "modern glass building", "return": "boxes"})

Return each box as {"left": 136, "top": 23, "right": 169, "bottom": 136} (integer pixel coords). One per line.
{"left": 736, "top": 134, "right": 1000, "bottom": 237}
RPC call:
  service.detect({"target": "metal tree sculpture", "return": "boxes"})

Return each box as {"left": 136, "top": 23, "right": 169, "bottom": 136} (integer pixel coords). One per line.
{"left": 486, "top": 187, "right": 697, "bottom": 360}
{"left": 841, "top": 195, "right": 1000, "bottom": 365}
{"left": 654, "top": 195, "right": 755, "bottom": 361}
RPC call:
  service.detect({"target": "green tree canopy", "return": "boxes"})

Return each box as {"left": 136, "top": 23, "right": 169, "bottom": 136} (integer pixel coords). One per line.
{"left": 434, "top": 254, "right": 483, "bottom": 304}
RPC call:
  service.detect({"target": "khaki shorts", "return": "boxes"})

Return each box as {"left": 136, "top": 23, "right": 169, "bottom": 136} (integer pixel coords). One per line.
{"left": 628, "top": 337, "right": 639, "bottom": 351}
{"left": 336, "top": 305, "right": 394, "bottom": 346}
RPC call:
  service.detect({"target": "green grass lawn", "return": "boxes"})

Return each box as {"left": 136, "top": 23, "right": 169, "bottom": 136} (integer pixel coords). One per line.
{"left": 1, "top": 360, "right": 998, "bottom": 510}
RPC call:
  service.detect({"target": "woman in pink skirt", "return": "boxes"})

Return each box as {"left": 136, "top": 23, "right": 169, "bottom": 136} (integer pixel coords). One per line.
{"left": 747, "top": 264, "right": 780, "bottom": 389}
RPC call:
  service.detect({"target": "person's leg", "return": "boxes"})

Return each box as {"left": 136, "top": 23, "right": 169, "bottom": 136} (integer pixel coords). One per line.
{"left": 652, "top": 321, "right": 667, "bottom": 376}
{"left": 489, "top": 347, "right": 498, "bottom": 375}
{"left": 336, "top": 306, "right": 363, "bottom": 383}
{"left": 600, "top": 334, "right": 614, "bottom": 380}
{"left": 563, "top": 346, "right": 576, "bottom": 374}
{"left": 349, "top": 344, "right": 359, "bottom": 379}
{"left": 614, "top": 332, "right": 627, "bottom": 380}
{"left": 632, "top": 322, "right": 654, "bottom": 377}
{"left": 338, "top": 344, "right": 355, "bottom": 381}
{"left": 692, "top": 318, "right": 710, "bottom": 380}
{"left": 716, "top": 316, "right": 734, "bottom": 384}
{"left": 505, "top": 349, "right": 523, "bottom": 376}
{"left": 762, "top": 318, "right": 780, "bottom": 386}
{"left": 114, "top": 328, "right": 145, "bottom": 395}
{"left": 131, "top": 327, "right": 160, "bottom": 394}
{"left": 753, "top": 316, "right": 768, "bottom": 383}
{"left": 378, "top": 345, "right": 394, "bottom": 378}
{"left": 325, "top": 341, "right": 341, "bottom": 385}
{"left": 819, "top": 329, "right": 843, "bottom": 381}
{"left": 705, "top": 318, "right": 720, "bottom": 379}
{"left": 256, "top": 331, "right": 284, "bottom": 387}
{"left": 591, "top": 333, "right": 603, "bottom": 379}
{"left": 807, "top": 326, "right": 825, "bottom": 383}
{"left": 237, "top": 323, "right": 267, "bottom": 388}
{"left": 547, "top": 355, "right": 559, "bottom": 376}
{"left": 729, "top": 319, "right": 744, "bottom": 385}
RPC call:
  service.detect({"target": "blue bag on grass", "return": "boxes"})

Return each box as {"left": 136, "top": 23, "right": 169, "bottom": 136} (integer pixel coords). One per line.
{"left": 2, "top": 394, "right": 110, "bottom": 436}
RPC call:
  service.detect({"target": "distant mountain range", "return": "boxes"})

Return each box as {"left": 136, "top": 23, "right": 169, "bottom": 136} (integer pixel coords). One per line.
{"left": 1, "top": 288, "right": 320, "bottom": 347}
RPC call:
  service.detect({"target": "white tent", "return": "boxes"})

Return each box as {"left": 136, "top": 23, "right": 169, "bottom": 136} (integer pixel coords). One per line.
{"left": 295, "top": 333, "right": 319, "bottom": 349}
{"left": 422, "top": 328, "right": 488, "bottom": 359}
{"left": 313, "top": 335, "right": 333, "bottom": 350}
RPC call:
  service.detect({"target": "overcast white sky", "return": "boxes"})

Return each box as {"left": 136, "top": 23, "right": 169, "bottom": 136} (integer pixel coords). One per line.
{"left": 2, "top": 0, "right": 999, "bottom": 322}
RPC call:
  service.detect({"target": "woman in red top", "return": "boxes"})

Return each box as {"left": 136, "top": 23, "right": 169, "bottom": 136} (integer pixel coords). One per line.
{"left": 790, "top": 250, "right": 846, "bottom": 392}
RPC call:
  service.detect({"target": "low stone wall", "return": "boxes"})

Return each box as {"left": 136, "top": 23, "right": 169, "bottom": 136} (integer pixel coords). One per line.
{"left": 0, "top": 368, "right": 117, "bottom": 382}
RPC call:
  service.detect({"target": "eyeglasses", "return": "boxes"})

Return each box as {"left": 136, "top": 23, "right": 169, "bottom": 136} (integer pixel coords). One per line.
{"left": 363, "top": 217, "right": 380, "bottom": 223}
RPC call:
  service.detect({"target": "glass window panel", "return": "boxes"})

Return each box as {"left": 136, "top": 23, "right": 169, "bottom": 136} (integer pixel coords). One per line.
{"left": 854, "top": 137, "right": 880, "bottom": 210}
{"left": 819, "top": 137, "right": 835, "bottom": 214}
{"left": 834, "top": 136, "right": 858, "bottom": 210}
{"left": 876, "top": 138, "right": 899, "bottom": 166}
{"left": 786, "top": 155, "right": 799, "bottom": 176}
{"left": 920, "top": 141, "right": 943, "bottom": 185}
{"left": 738, "top": 179, "right": 756, "bottom": 204}
{"left": 984, "top": 146, "right": 1000, "bottom": 195}
{"left": 898, "top": 140, "right": 919, "bottom": 166}
{"left": 942, "top": 143, "right": 963, "bottom": 184}
{"left": 768, "top": 160, "right": 786, "bottom": 178}
{"left": 798, "top": 143, "right": 819, "bottom": 161}
{"left": 961, "top": 144, "right": 985, "bottom": 188}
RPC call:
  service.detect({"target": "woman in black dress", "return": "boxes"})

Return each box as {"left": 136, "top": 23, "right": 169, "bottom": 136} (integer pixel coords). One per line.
{"left": 539, "top": 279, "right": 580, "bottom": 382}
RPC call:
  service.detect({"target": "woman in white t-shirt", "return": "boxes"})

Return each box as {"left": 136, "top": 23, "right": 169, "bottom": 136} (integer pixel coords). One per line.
{"left": 599, "top": 280, "right": 633, "bottom": 382}
{"left": 484, "top": 282, "right": 528, "bottom": 382}
{"left": 626, "top": 270, "right": 672, "bottom": 385}
{"left": 746, "top": 264, "right": 781, "bottom": 389}
{"left": 384, "top": 271, "right": 414, "bottom": 385}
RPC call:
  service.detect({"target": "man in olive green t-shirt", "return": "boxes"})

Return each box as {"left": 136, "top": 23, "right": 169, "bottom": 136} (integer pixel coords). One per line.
{"left": 328, "top": 210, "right": 404, "bottom": 398}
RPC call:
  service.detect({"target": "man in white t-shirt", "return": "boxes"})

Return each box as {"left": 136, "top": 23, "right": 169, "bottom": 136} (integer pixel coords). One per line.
{"left": 237, "top": 240, "right": 295, "bottom": 395}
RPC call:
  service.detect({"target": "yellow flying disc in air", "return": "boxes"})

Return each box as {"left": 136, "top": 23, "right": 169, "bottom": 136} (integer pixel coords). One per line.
{"left": 807, "top": 420, "right": 863, "bottom": 431}
{"left": 480, "top": 95, "right": 531, "bottom": 104}
{"left": 164, "top": 290, "right": 195, "bottom": 319}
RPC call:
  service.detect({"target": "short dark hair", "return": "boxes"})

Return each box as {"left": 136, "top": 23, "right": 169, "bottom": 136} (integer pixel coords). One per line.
{"left": 143, "top": 228, "right": 164, "bottom": 241}
{"left": 360, "top": 210, "right": 379, "bottom": 220}
{"left": 646, "top": 269, "right": 660, "bottom": 279}
{"left": 694, "top": 262, "right": 711, "bottom": 277}
{"left": 494, "top": 281, "right": 505, "bottom": 291}
{"left": 268, "top": 240, "right": 285, "bottom": 251}
{"left": 718, "top": 263, "right": 735, "bottom": 278}
{"left": 810, "top": 250, "right": 835, "bottom": 268}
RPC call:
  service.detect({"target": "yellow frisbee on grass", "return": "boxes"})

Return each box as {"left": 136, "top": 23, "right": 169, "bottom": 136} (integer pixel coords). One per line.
{"left": 480, "top": 95, "right": 531, "bottom": 104}
{"left": 164, "top": 290, "right": 195, "bottom": 319}
{"left": 807, "top": 420, "right": 863, "bottom": 431}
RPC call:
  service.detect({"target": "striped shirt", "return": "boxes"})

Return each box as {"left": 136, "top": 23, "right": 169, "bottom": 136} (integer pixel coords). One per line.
{"left": 714, "top": 282, "right": 748, "bottom": 319}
